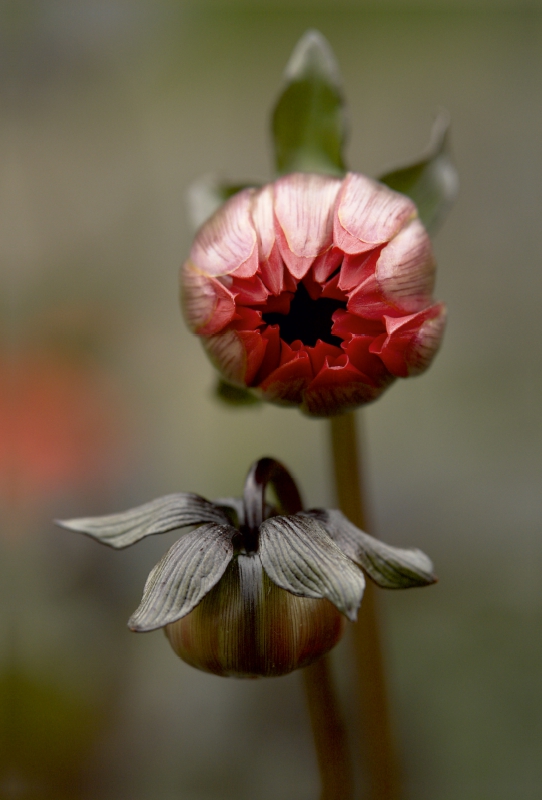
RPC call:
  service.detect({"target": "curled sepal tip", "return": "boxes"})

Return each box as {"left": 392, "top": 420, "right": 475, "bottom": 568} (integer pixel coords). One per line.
{"left": 302, "top": 509, "right": 437, "bottom": 589}
{"left": 259, "top": 515, "right": 365, "bottom": 621}
{"left": 55, "top": 493, "right": 230, "bottom": 549}
{"left": 128, "top": 523, "right": 237, "bottom": 631}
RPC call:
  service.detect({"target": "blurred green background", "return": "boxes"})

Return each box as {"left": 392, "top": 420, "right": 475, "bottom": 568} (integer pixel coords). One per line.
{"left": 2, "top": 1, "right": 542, "bottom": 798}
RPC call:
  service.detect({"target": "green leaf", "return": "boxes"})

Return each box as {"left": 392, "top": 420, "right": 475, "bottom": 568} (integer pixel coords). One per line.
{"left": 272, "top": 30, "right": 347, "bottom": 178}
{"left": 379, "top": 112, "right": 458, "bottom": 235}
{"left": 214, "top": 378, "right": 262, "bottom": 407}
{"left": 187, "top": 175, "right": 260, "bottom": 229}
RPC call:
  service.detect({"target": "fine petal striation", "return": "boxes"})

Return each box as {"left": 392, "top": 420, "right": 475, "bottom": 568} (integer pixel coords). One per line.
{"left": 334, "top": 173, "right": 417, "bottom": 254}
{"left": 259, "top": 515, "right": 365, "bottom": 620}
{"left": 128, "top": 523, "right": 237, "bottom": 631}
{"left": 189, "top": 189, "right": 259, "bottom": 278}
{"left": 302, "top": 509, "right": 436, "bottom": 589}
{"left": 56, "top": 494, "right": 231, "bottom": 549}
{"left": 274, "top": 173, "right": 342, "bottom": 279}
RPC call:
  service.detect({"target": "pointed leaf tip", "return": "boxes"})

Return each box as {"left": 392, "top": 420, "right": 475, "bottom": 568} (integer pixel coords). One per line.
{"left": 272, "top": 30, "right": 347, "bottom": 178}
{"left": 379, "top": 111, "right": 458, "bottom": 235}
{"left": 283, "top": 30, "right": 342, "bottom": 87}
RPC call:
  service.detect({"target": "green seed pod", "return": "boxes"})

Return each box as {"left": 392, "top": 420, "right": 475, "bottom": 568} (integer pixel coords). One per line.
{"left": 165, "top": 553, "right": 345, "bottom": 678}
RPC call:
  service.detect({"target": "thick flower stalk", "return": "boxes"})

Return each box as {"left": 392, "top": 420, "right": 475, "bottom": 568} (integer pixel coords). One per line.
{"left": 58, "top": 458, "right": 436, "bottom": 678}
{"left": 182, "top": 173, "right": 446, "bottom": 417}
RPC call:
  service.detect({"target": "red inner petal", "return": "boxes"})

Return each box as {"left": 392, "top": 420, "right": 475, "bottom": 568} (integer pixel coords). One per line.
{"left": 216, "top": 246, "right": 397, "bottom": 388}
{"left": 230, "top": 274, "right": 269, "bottom": 305}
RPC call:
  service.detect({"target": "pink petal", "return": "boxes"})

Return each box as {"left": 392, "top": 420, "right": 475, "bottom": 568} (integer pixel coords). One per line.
{"left": 237, "top": 330, "right": 268, "bottom": 385}
{"left": 230, "top": 307, "right": 263, "bottom": 330}
{"left": 204, "top": 328, "right": 267, "bottom": 386}
{"left": 302, "top": 270, "right": 324, "bottom": 301}
{"left": 230, "top": 274, "right": 269, "bottom": 305}
{"left": 251, "top": 184, "right": 276, "bottom": 261}
{"left": 346, "top": 272, "right": 389, "bottom": 320}
{"left": 374, "top": 218, "right": 436, "bottom": 313}
{"left": 369, "top": 303, "right": 447, "bottom": 377}
{"left": 252, "top": 185, "right": 285, "bottom": 295}
{"left": 190, "top": 189, "right": 259, "bottom": 278}
{"left": 334, "top": 173, "right": 416, "bottom": 255}
{"left": 312, "top": 246, "right": 343, "bottom": 285}
{"left": 338, "top": 249, "right": 381, "bottom": 293}
{"left": 259, "top": 350, "right": 314, "bottom": 406}
{"left": 347, "top": 219, "right": 436, "bottom": 319}
{"left": 331, "top": 310, "right": 385, "bottom": 341}
{"left": 320, "top": 273, "right": 346, "bottom": 302}
{"left": 262, "top": 293, "right": 293, "bottom": 314}
{"left": 274, "top": 173, "right": 342, "bottom": 280}
{"left": 345, "top": 335, "right": 393, "bottom": 385}
{"left": 181, "top": 262, "right": 236, "bottom": 335}
{"left": 255, "top": 324, "right": 282, "bottom": 383}
{"left": 258, "top": 247, "right": 286, "bottom": 295}
{"left": 302, "top": 356, "right": 383, "bottom": 417}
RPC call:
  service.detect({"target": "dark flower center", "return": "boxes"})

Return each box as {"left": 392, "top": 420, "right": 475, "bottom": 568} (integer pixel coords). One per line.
{"left": 262, "top": 283, "right": 346, "bottom": 347}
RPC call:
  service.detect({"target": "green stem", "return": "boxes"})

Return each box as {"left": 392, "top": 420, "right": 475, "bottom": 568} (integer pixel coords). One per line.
{"left": 329, "top": 412, "right": 402, "bottom": 800}
{"left": 303, "top": 655, "right": 355, "bottom": 800}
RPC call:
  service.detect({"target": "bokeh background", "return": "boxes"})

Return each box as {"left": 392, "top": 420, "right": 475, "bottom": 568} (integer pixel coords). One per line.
{"left": 2, "top": 1, "right": 542, "bottom": 798}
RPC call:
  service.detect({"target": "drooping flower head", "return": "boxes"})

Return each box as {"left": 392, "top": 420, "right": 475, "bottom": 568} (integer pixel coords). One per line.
{"left": 182, "top": 173, "right": 446, "bottom": 416}
{"left": 58, "top": 457, "right": 436, "bottom": 678}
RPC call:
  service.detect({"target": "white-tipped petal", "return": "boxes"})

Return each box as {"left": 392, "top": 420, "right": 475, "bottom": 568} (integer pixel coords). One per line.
{"left": 181, "top": 262, "right": 236, "bottom": 335}
{"left": 56, "top": 494, "right": 230, "bottom": 549}
{"left": 335, "top": 173, "right": 417, "bottom": 255}
{"left": 302, "top": 509, "right": 436, "bottom": 589}
{"left": 259, "top": 515, "right": 365, "bottom": 621}
{"left": 404, "top": 303, "right": 447, "bottom": 375}
{"left": 204, "top": 327, "right": 266, "bottom": 386}
{"left": 251, "top": 184, "right": 276, "bottom": 261}
{"left": 375, "top": 218, "right": 435, "bottom": 312}
{"left": 189, "top": 189, "right": 259, "bottom": 278}
{"left": 128, "top": 523, "right": 236, "bottom": 631}
{"left": 274, "top": 173, "right": 341, "bottom": 279}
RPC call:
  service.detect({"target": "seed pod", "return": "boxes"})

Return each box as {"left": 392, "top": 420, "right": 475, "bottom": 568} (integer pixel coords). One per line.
{"left": 58, "top": 458, "right": 435, "bottom": 679}
{"left": 165, "top": 553, "right": 345, "bottom": 678}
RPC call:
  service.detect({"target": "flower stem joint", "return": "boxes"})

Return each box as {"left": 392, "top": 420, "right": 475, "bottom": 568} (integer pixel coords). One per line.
{"left": 182, "top": 173, "right": 446, "bottom": 417}
{"left": 58, "top": 458, "right": 436, "bottom": 678}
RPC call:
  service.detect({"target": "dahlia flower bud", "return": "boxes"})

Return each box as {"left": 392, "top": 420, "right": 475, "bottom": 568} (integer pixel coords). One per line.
{"left": 181, "top": 173, "right": 446, "bottom": 416}
{"left": 57, "top": 458, "right": 436, "bottom": 678}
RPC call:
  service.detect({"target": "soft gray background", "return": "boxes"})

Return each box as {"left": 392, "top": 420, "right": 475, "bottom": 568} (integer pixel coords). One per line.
{"left": 2, "top": 2, "right": 541, "bottom": 799}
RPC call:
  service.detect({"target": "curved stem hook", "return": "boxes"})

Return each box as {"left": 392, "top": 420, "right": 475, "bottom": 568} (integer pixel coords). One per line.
{"left": 242, "top": 457, "right": 303, "bottom": 553}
